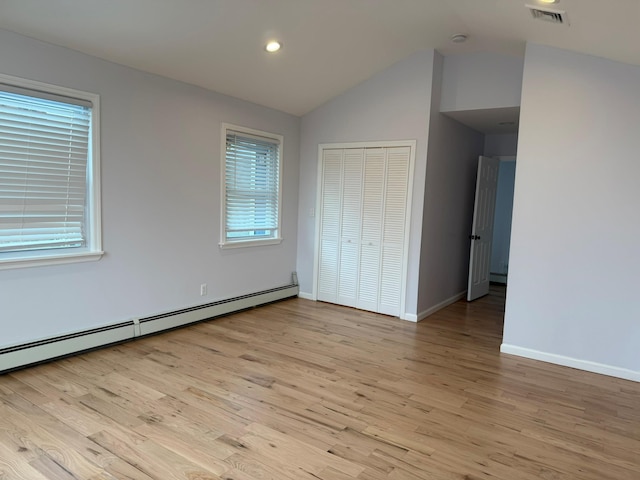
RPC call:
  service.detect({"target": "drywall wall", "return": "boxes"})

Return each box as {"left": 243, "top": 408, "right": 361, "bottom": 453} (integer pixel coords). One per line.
{"left": 297, "top": 51, "right": 435, "bottom": 316}
{"left": 504, "top": 43, "right": 640, "bottom": 380}
{"left": 417, "top": 52, "right": 485, "bottom": 316}
{"left": 440, "top": 52, "right": 524, "bottom": 113}
{"left": 0, "top": 29, "right": 300, "bottom": 348}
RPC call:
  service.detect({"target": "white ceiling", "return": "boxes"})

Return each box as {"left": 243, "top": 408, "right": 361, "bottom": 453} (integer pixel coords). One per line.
{"left": 0, "top": 0, "right": 638, "bottom": 117}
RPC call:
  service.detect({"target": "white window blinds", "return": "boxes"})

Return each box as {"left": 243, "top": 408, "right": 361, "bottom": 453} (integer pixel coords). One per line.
{"left": 0, "top": 89, "right": 92, "bottom": 253}
{"left": 224, "top": 129, "right": 281, "bottom": 242}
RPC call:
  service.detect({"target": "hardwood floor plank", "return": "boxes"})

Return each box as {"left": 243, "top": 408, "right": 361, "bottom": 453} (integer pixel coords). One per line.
{"left": 223, "top": 451, "right": 321, "bottom": 480}
{"left": 89, "top": 426, "right": 223, "bottom": 480}
{"left": 240, "top": 422, "right": 364, "bottom": 477}
{"left": 0, "top": 286, "right": 638, "bottom": 479}
{"left": 0, "top": 394, "right": 117, "bottom": 477}
{"left": 0, "top": 432, "right": 53, "bottom": 480}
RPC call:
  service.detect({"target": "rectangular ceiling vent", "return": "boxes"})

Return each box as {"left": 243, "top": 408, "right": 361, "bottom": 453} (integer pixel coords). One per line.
{"left": 526, "top": 4, "right": 569, "bottom": 25}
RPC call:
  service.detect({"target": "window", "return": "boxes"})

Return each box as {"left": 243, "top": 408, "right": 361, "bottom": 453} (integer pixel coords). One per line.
{"left": 0, "top": 74, "right": 102, "bottom": 269}
{"left": 221, "top": 123, "right": 283, "bottom": 248}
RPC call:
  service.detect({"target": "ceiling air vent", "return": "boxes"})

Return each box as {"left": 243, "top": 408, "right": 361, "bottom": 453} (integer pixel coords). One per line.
{"left": 526, "top": 4, "right": 569, "bottom": 25}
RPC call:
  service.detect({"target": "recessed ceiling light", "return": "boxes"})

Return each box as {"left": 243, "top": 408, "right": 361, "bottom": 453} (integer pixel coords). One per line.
{"left": 538, "top": 0, "right": 558, "bottom": 3}
{"left": 451, "top": 34, "right": 468, "bottom": 44}
{"left": 265, "top": 41, "right": 282, "bottom": 53}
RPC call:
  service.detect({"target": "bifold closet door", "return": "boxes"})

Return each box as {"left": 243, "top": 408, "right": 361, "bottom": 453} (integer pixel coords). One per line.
{"left": 357, "top": 148, "right": 385, "bottom": 313}
{"left": 378, "top": 147, "right": 410, "bottom": 316}
{"left": 317, "top": 149, "right": 342, "bottom": 303}
{"left": 317, "top": 146, "right": 410, "bottom": 317}
{"left": 337, "top": 149, "right": 364, "bottom": 307}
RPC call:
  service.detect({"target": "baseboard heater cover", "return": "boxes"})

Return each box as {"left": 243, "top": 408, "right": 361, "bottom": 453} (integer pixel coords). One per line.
{"left": 0, "top": 284, "right": 298, "bottom": 373}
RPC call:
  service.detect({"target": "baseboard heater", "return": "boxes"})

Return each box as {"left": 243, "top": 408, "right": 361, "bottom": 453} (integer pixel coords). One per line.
{"left": 0, "top": 283, "right": 299, "bottom": 374}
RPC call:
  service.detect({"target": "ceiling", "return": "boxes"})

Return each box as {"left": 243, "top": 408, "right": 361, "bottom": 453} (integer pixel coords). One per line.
{"left": 443, "top": 107, "right": 521, "bottom": 135}
{"left": 0, "top": 0, "right": 638, "bottom": 118}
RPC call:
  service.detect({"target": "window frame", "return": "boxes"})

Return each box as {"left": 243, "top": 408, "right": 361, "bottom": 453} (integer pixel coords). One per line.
{"left": 220, "top": 123, "right": 283, "bottom": 249}
{"left": 0, "top": 73, "right": 103, "bottom": 270}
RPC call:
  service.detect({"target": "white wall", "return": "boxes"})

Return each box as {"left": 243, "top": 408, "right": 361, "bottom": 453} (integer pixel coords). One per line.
{"left": 417, "top": 53, "right": 485, "bottom": 314}
{"left": 504, "top": 44, "right": 640, "bottom": 380}
{"left": 0, "top": 29, "right": 300, "bottom": 348}
{"left": 440, "top": 52, "right": 524, "bottom": 112}
{"left": 296, "top": 51, "right": 435, "bottom": 316}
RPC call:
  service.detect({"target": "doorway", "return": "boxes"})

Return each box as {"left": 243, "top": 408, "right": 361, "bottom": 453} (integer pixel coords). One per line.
{"left": 489, "top": 157, "right": 516, "bottom": 285}
{"left": 467, "top": 135, "right": 517, "bottom": 302}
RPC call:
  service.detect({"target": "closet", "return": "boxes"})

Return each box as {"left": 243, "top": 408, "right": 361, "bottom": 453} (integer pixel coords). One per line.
{"left": 316, "top": 144, "right": 412, "bottom": 317}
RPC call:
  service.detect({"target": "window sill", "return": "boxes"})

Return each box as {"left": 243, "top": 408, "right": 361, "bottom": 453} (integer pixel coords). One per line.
{"left": 0, "top": 250, "right": 104, "bottom": 271}
{"left": 219, "top": 238, "right": 282, "bottom": 249}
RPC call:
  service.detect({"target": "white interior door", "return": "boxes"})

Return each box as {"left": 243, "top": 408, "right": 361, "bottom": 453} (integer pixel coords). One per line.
{"left": 467, "top": 156, "right": 500, "bottom": 301}
{"left": 357, "top": 148, "right": 385, "bottom": 312}
{"left": 378, "top": 147, "right": 411, "bottom": 316}
{"left": 337, "top": 149, "right": 364, "bottom": 307}
{"left": 317, "top": 150, "right": 342, "bottom": 303}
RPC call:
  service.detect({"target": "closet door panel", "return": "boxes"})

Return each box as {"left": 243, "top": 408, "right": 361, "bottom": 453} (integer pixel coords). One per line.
{"left": 317, "top": 149, "right": 342, "bottom": 302}
{"left": 357, "top": 148, "right": 385, "bottom": 310}
{"left": 337, "top": 150, "right": 363, "bottom": 305}
{"left": 379, "top": 147, "right": 410, "bottom": 316}
{"left": 340, "top": 149, "right": 363, "bottom": 241}
{"left": 379, "top": 244, "right": 403, "bottom": 316}
{"left": 382, "top": 147, "right": 410, "bottom": 245}
{"left": 358, "top": 243, "right": 380, "bottom": 312}
{"left": 361, "top": 149, "right": 385, "bottom": 243}
{"left": 338, "top": 241, "right": 359, "bottom": 306}
{"left": 318, "top": 239, "right": 339, "bottom": 301}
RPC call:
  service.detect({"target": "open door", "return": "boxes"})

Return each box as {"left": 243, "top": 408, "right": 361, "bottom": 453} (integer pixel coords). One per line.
{"left": 467, "top": 156, "right": 500, "bottom": 301}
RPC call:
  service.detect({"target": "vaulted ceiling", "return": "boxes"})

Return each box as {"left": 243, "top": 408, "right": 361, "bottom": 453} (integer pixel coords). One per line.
{"left": 0, "top": 0, "right": 638, "bottom": 116}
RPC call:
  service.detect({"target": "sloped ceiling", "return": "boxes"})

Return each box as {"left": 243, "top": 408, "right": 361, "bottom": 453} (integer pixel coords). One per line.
{"left": 0, "top": 0, "right": 638, "bottom": 116}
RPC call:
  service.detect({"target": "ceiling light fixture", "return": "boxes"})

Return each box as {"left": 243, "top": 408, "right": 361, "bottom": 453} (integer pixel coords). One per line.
{"left": 450, "top": 34, "right": 468, "bottom": 44}
{"left": 538, "top": 0, "right": 558, "bottom": 3}
{"left": 265, "top": 41, "right": 282, "bottom": 53}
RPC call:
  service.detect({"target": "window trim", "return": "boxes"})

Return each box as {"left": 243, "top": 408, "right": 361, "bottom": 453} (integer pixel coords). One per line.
{"left": 0, "top": 73, "right": 103, "bottom": 270}
{"left": 219, "top": 123, "right": 283, "bottom": 249}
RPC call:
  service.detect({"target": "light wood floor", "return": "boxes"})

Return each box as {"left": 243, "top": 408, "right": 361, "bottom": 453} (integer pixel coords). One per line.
{"left": 1, "top": 287, "right": 639, "bottom": 479}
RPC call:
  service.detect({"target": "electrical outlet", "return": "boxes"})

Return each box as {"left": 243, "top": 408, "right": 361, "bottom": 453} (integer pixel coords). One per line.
{"left": 200, "top": 283, "right": 207, "bottom": 296}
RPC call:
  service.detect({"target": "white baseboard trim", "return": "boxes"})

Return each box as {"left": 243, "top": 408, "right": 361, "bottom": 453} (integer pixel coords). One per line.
{"left": 297, "top": 292, "right": 315, "bottom": 301}
{"left": 417, "top": 290, "right": 467, "bottom": 322}
{"left": 401, "top": 313, "right": 418, "bottom": 322}
{"left": 0, "top": 284, "right": 299, "bottom": 373}
{"left": 500, "top": 344, "right": 640, "bottom": 383}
